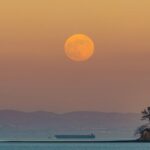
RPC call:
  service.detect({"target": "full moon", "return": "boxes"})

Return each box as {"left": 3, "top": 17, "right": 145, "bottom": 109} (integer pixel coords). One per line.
{"left": 64, "top": 34, "right": 94, "bottom": 61}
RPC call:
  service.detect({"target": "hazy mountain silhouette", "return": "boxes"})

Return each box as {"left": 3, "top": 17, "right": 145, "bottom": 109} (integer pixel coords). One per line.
{"left": 0, "top": 110, "right": 142, "bottom": 140}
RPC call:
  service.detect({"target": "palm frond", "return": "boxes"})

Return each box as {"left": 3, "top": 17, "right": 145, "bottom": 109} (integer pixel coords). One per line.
{"left": 135, "top": 123, "right": 150, "bottom": 136}
{"left": 148, "top": 107, "right": 150, "bottom": 113}
{"left": 142, "top": 109, "right": 148, "bottom": 115}
{"left": 141, "top": 107, "right": 150, "bottom": 121}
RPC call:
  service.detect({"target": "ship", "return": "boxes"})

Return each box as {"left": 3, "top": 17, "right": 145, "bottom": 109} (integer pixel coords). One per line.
{"left": 55, "top": 133, "right": 95, "bottom": 139}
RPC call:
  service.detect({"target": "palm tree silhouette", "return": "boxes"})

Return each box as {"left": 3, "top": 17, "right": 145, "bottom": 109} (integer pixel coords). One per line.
{"left": 141, "top": 107, "right": 150, "bottom": 121}
{"left": 135, "top": 107, "right": 150, "bottom": 141}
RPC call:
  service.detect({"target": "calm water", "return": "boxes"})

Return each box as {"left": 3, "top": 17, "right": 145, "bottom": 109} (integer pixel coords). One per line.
{"left": 0, "top": 143, "right": 150, "bottom": 150}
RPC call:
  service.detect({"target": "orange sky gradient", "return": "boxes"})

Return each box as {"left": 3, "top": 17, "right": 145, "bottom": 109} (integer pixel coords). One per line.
{"left": 0, "top": 0, "right": 150, "bottom": 112}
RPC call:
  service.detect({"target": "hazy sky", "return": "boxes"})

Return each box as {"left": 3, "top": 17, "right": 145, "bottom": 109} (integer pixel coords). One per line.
{"left": 0, "top": 0, "right": 150, "bottom": 113}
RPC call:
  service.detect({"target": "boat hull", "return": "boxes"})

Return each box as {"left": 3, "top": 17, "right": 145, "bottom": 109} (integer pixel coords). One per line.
{"left": 55, "top": 134, "right": 95, "bottom": 139}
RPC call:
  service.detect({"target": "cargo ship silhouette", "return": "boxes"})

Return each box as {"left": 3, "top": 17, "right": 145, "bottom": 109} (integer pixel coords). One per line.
{"left": 55, "top": 133, "right": 95, "bottom": 139}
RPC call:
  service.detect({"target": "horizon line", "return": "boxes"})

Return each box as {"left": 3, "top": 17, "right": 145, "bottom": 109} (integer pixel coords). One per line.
{"left": 0, "top": 109, "right": 140, "bottom": 114}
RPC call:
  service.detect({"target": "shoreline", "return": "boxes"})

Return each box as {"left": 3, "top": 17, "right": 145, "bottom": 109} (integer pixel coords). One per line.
{"left": 0, "top": 140, "right": 149, "bottom": 143}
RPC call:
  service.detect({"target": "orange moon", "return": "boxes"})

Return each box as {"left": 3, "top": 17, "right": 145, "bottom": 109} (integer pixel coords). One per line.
{"left": 64, "top": 34, "right": 94, "bottom": 61}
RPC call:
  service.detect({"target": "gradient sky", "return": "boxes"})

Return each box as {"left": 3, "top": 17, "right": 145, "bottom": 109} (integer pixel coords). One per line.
{"left": 0, "top": 0, "right": 150, "bottom": 113}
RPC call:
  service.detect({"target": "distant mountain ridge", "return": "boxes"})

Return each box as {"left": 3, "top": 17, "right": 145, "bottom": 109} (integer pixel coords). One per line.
{"left": 0, "top": 110, "right": 142, "bottom": 140}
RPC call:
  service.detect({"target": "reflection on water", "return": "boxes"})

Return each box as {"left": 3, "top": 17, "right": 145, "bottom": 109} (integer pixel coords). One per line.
{"left": 0, "top": 143, "right": 150, "bottom": 150}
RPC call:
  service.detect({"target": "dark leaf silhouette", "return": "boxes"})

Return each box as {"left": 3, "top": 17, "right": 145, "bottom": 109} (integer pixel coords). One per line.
{"left": 141, "top": 107, "right": 150, "bottom": 121}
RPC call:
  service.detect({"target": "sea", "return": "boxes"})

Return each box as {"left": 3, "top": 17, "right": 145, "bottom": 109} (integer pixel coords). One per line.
{"left": 0, "top": 142, "right": 150, "bottom": 150}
